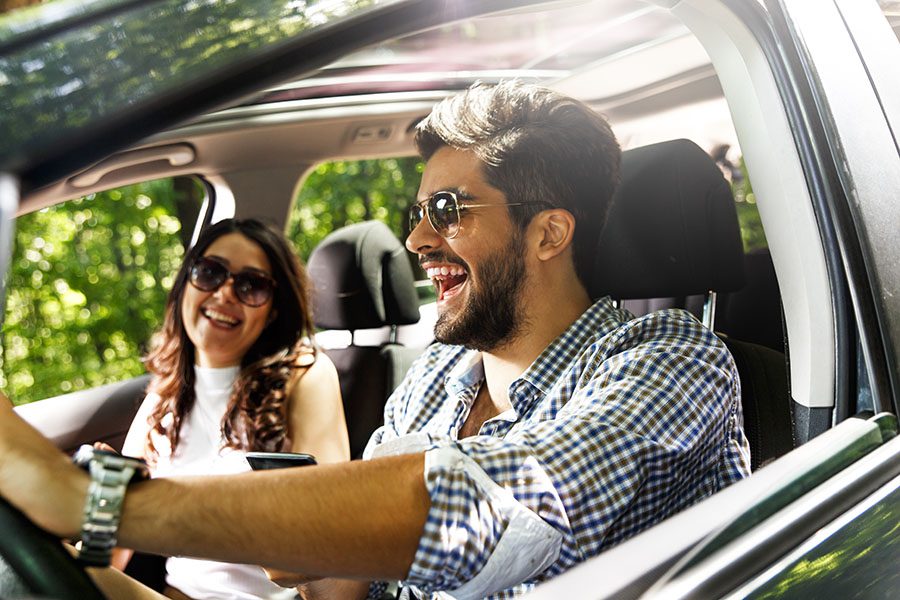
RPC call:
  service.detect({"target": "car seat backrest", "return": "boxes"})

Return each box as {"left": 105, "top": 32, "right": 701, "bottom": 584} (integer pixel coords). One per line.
{"left": 718, "top": 247, "right": 785, "bottom": 353}
{"left": 622, "top": 248, "right": 784, "bottom": 353}
{"left": 592, "top": 139, "right": 793, "bottom": 469}
{"left": 307, "top": 221, "right": 422, "bottom": 458}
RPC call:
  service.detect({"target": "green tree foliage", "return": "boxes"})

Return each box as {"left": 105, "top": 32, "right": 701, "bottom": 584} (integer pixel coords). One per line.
{"left": 287, "top": 157, "right": 424, "bottom": 261}
{"left": 0, "top": 0, "right": 376, "bottom": 170}
{"left": 0, "top": 178, "right": 199, "bottom": 405}
{"left": 732, "top": 157, "right": 767, "bottom": 252}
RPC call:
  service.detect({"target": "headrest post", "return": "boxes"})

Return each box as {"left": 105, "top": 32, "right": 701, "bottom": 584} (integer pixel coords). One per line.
{"left": 389, "top": 324, "right": 398, "bottom": 344}
{"left": 702, "top": 291, "right": 717, "bottom": 330}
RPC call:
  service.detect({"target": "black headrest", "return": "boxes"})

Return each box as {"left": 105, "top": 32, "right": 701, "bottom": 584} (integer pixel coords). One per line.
{"left": 590, "top": 139, "right": 746, "bottom": 300}
{"left": 308, "top": 221, "right": 420, "bottom": 331}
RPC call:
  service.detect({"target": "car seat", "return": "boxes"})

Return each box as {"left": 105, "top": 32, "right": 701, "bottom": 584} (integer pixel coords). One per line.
{"left": 593, "top": 139, "right": 794, "bottom": 470}
{"left": 621, "top": 249, "right": 783, "bottom": 354}
{"left": 717, "top": 247, "right": 785, "bottom": 353}
{"left": 307, "top": 220, "right": 422, "bottom": 459}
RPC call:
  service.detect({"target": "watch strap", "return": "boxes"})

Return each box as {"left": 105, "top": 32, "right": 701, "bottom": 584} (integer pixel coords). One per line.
{"left": 76, "top": 449, "right": 148, "bottom": 567}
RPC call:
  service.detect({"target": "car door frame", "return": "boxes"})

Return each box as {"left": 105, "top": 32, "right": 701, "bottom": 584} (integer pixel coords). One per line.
{"left": 527, "top": 0, "right": 900, "bottom": 596}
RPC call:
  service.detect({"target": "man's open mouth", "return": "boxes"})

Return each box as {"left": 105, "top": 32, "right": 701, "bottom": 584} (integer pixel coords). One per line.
{"left": 201, "top": 307, "right": 242, "bottom": 329}
{"left": 426, "top": 265, "right": 468, "bottom": 301}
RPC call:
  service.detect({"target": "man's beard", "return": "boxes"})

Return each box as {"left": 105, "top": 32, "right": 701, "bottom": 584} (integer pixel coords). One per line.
{"left": 434, "top": 232, "right": 526, "bottom": 352}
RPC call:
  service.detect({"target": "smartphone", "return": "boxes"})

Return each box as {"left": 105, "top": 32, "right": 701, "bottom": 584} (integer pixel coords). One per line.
{"left": 245, "top": 451, "right": 317, "bottom": 471}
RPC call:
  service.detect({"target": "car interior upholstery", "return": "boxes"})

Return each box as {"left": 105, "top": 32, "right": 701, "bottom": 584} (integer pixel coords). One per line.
{"left": 306, "top": 220, "right": 423, "bottom": 458}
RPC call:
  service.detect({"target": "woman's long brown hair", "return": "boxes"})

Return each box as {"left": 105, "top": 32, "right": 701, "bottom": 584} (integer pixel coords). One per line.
{"left": 143, "top": 219, "right": 316, "bottom": 460}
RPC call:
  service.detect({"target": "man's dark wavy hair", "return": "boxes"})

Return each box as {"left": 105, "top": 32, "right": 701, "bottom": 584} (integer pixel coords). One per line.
{"left": 415, "top": 81, "right": 621, "bottom": 288}
{"left": 143, "top": 218, "right": 315, "bottom": 460}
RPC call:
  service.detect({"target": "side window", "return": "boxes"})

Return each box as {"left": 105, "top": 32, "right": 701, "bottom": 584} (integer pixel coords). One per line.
{"left": 286, "top": 157, "right": 433, "bottom": 302}
{"left": 0, "top": 176, "right": 206, "bottom": 405}
{"left": 711, "top": 144, "right": 767, "bottom": 252}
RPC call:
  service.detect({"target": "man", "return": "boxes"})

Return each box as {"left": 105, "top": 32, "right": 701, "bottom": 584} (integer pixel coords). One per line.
{"left": 0, "top": 82, "right": 750, "bottom": 599}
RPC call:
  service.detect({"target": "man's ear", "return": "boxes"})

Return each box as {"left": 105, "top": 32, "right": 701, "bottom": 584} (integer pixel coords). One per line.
{"left": 532, "top": 208, "right": 576, "bottom": 262}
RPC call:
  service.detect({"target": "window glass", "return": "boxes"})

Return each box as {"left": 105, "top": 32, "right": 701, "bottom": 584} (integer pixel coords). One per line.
{"left": 711, "top": 145, "right": 766, "bottom": 252}
{"left": 879, "top": 1, "right": 900, "bottom": 42}
{"left": 0, "top": 176, "right": 205, "bottom": 405}
{"left": 286, "top": 157, "right": 433, "bottom": 302}
{"left": 0, "top": 0, "right": 397, "bottom": 172}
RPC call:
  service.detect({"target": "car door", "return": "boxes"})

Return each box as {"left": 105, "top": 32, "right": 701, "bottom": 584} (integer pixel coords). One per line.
{"left": 677, "top": 0, "right": 900, "bottom": 593}
{"left": 527, "top": 0, "right": 900, "bottom": 596}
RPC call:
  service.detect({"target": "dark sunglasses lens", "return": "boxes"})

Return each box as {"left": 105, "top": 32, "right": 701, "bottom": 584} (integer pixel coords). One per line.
{"left": 409, "top": 204, "right": 424, "bottom": 232}
{"left": 232, "top": 273, "right": 274, "bottom": 307}
{"left": 430, "top": 193, "right": 459, "bottom": 237}
{"left": 190, "top": 257, "right": 227, "bottom": 291}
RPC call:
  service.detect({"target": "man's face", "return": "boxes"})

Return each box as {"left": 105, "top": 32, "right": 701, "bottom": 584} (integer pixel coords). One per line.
{"left": 406, "top": 147, "right": 528, "bottom": 352}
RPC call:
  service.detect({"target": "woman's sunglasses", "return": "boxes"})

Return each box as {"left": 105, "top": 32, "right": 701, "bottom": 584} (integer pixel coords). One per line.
{"left": 189, "top": 256, "right": 276, "bottom": 307}
{"left": 408, "top": 190, "right": 548, "bottom": 239}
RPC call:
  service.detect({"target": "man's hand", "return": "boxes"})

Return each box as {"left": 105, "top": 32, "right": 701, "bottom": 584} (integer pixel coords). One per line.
{"left": 0, "top": 393, "right": 88, "bottom": 538}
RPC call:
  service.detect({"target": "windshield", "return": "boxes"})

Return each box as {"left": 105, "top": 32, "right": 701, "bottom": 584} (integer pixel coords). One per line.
{"left": 247, "top": 0, "right": 688, "bottom": 103}
{"left": 0, "top": 0, "right": 398, "bottom": 175}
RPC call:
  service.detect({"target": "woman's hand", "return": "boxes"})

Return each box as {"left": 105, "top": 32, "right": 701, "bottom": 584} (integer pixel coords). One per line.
{"left": 93, "top": 441, "right": 118, "bottom": 453}
{"left": 0, "top": 392, "right": 88, "bottom": 538}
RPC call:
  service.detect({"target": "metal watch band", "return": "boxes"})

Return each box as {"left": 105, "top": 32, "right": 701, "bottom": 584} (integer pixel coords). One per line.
{"left": 78, "top": 452, "right": 147, "bottom": 567}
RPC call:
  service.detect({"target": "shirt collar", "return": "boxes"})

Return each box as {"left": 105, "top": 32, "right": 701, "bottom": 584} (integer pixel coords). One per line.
{"left": 518, "top": 296, "right": 625, "bottom": 395}
{"left": 445, "top": 348, "right": 484, "bottom": 397}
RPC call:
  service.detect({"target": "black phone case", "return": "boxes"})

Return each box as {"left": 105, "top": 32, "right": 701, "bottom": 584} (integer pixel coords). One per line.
{"left": 245, "top": 451, "right": 317, "bottom": 471}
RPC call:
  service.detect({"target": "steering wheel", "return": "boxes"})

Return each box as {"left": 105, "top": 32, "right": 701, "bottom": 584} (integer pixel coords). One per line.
{"left": 0, "top": 497, "right": 105, "bottom": 599}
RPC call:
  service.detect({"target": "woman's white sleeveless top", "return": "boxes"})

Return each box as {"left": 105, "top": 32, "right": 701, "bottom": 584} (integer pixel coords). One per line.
{"left": 144, "top": 365, "right": 294, "bottom": 600}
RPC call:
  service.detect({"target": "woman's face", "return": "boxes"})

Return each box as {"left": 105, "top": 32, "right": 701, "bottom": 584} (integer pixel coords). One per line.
{"left": 181, "top": 232, "right": 275, "bottom": 368}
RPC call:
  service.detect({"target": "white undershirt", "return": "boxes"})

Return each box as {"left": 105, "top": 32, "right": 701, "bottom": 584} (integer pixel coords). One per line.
{"left": 139, "top": 365, "right": 295, "bottom": 600}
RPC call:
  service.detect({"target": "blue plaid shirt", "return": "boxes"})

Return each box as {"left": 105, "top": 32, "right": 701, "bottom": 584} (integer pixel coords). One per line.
{"left": 365, "top": 297, "right": 750, "bottom": 598}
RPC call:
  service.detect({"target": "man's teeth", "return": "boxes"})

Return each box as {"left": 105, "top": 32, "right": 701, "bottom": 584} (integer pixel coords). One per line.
{"left": 426, "top": 265, "right": 466, "bottom": 278}
{"left": 204, "top": 308, "right": 239, "bottom": 325}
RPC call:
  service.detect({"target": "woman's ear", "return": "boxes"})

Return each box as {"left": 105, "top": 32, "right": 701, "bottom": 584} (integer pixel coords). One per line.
{"left": 532, "top": 208, "right": 576, "bottom": 262}
{"left": 266, "top": 308, "right": 278, "bottom": 326}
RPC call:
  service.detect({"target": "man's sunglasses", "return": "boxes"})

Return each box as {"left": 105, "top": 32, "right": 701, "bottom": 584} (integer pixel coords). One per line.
{"left": 189, "top": 256, "right": 276, "bottom": 307}
{"left": 408, "top": 190, "right": 549, "bottom": 239}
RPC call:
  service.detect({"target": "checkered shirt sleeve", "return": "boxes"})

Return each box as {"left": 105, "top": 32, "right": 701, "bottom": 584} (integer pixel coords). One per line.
{"left": 367, "top": 299, "right": 750, "bottom": 598}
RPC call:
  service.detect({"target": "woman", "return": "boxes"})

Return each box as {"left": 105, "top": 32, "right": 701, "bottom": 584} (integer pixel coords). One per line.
{"left": 118, "top": 218, "right": 349, "bottom": 600}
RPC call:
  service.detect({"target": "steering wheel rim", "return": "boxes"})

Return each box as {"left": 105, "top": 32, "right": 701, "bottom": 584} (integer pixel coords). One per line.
{"left": 0, "top": 497, "right": 105, "bottom": 599}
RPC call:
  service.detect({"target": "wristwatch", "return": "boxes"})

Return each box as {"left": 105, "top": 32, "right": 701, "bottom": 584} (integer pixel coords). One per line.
{"left": 72, "top": 444, "right": 150, "bottom": 567}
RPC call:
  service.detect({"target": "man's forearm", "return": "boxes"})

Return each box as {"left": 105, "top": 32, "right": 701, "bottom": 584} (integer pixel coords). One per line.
{"left": 119, "top": 454, "right": 429, "bottom": 580}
